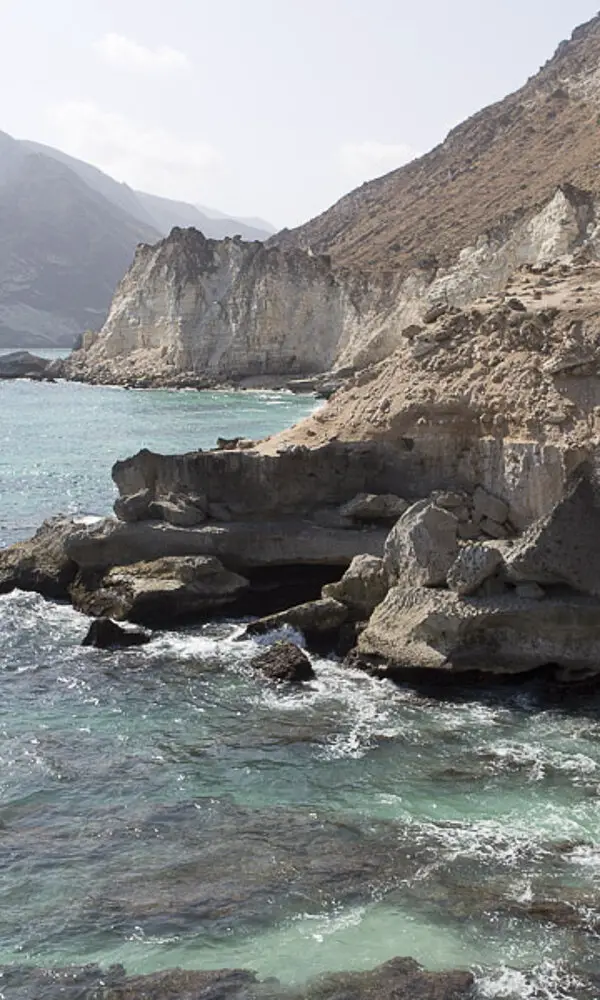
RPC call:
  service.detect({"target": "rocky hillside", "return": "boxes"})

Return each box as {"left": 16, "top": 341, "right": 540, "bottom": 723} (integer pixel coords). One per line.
{"left": 271, "top": 15, "right": 600, "bottom": 276}
{"left": 63, "top": 180, "right": 600, "bottom": 385}
{"left": 63, "top": 13, "right": 600, "bottom": 384}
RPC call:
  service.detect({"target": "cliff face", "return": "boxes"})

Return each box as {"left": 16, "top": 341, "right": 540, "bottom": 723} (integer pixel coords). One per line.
{"left": 64, "top": 183, "right": 600, "bottom": 384}
{"left": 64, "top": 229, "right": 359, "bottom": 384}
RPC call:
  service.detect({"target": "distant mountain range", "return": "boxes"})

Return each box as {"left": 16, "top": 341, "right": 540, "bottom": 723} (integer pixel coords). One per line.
{"left": 0, "top": 130, "right": 275, "bottom": 348}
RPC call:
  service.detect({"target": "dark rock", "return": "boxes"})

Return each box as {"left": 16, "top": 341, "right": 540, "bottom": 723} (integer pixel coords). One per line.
{"left": 0, "top": 959, "right": 475, "bottom": 1000}
{"left": 301, "top": 957, "right": 474, "bottom": 1000}
{"left": 250, "top": 642, "right": 315, "bottom": 683}
{"left": 245, "top": 597, "right": 348, "bottom": 646}
{"left": 0, "top": 964, "right": 260, "bottom": 1000}
{"left": 0, "top": 350, "right": 50, "bottom": 379}
{"left": 82, "top": 617, "right": 151, "bottom": 649}
{"left": 0, "top": 516, "right": 79, "bottom": 600}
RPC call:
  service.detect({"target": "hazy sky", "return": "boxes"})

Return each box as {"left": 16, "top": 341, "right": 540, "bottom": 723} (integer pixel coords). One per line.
{"left": 0, "top": 0, "right": 597, "bottom": 227}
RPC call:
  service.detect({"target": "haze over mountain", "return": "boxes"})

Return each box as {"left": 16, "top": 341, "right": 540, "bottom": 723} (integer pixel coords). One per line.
{"left": 0, "top": 131, "right": 275, "bottom": 348}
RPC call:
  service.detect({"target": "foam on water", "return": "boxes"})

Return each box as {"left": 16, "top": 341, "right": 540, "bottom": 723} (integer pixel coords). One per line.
{"left": 1, "top": 382, "right": 600, "bottom": 990}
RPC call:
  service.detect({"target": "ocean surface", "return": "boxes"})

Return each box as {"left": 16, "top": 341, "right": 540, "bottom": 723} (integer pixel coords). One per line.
{"left": 1, "top": 361, "right": 599, "bottom": 999}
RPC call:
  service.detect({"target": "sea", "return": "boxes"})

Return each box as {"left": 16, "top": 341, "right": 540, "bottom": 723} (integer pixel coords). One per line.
{"left": 0, "top": 351, "right": 599, "bottom": 999}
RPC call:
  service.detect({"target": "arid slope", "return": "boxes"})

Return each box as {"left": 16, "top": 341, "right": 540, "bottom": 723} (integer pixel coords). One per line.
{"left": 272, "top": 16, "right": 600, "bottom": 275}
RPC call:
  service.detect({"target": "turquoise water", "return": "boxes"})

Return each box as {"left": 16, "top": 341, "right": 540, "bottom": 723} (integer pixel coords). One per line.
{"left": 0, "top": 377, "right": 599, "bottom": 999}
{"left": 0, "top": 372, "right": 316, "bottom": 545}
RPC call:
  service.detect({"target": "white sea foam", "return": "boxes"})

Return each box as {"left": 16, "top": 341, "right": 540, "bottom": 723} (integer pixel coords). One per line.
{"left": 475, "top": 960, "right": 590, "bottom": 999}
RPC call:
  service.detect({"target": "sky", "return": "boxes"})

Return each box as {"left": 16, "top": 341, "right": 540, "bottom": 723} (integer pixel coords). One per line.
{"left": 0, "top": 0, "right": 598, "bottom": 229}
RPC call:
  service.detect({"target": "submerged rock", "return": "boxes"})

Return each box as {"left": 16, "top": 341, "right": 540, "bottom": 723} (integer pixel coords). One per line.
{"left": 82, "top": 617, "right": 152, "bottom": 649}
{"left": 0, "top": 958, "right": 475, "bottom": 1000}
{"left": 300, "top": 958, "right": 473, "bottom": 1000}
{"left": 0, "top": 964, "right": 260, "bottom": 1000}
{"left": 250, "top": 642, "right": 315, "bottom": 683}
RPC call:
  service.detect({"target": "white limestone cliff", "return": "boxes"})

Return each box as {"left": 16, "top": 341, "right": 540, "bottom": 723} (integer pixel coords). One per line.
{"left": 63, "top": 185, "right": 600, "bottom": 387}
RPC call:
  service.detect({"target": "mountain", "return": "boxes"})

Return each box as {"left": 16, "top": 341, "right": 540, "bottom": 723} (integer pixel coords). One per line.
{"left": 0, "top": 132, "right": 274, "bottom": 347}
{"left": 271, "top": 15, "right": 600, "bottom": 275}
{"left": 0, "top": 131, "right": 160, "bottom": 348}
{"left": 22, "top": 139, "right": 276, "bottom": 241}
{"left": 134, "top": 191, "right": 275, "bottom": 242}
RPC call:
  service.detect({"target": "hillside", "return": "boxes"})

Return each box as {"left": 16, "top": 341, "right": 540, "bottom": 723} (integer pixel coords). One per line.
{"left": 271, "top": 15, "right": 600, "bottom": 276}
{"left": 134, "top": 190, "right": 275, "bottom": 242}
{"left": 0, "top": 136, "right": 159, "bottom": 348}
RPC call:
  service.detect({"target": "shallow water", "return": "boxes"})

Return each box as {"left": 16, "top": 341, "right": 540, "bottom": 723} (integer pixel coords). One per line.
{"left": 0, "top": 380, "right": 599, "bottom": 999}
{"left": 0, "top": 375, "right": 316, "bottom": 545}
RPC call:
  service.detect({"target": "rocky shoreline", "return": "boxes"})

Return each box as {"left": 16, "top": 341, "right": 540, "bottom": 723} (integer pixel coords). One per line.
{"left": 2, "top": 429, "right": 600, "bottom": 687}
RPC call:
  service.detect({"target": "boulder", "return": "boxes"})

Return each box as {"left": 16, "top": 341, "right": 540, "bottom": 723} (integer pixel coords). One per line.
{"left": 340, "top": 493, "right": 410, "bottom": 522}
{"left": 447, "top": 542, "right": 504, "bottom": 597}
{"left": 304, "top": 957, "right": 474, "bottom": 1000}
{"left": 114, "top": 489, "right": 152, "bottom": 523}
{"left": 0, "top": 516, "right": 79, "bottom": 600}
{"left": 384, "top": 501, "right": 459, "bottom": 587}
{"left": 506, "top": 470, "right": 600, "bottom": 595}
{"left": 147, "top": 496, "right": 206, "bottom": 527}
{"left": 245, "top": 597, "right": 348, "bottom": 644}
{"left": 357, "top": 585, "right": 600, "bottom": 678}
{"left": 479, "top": 516, "right": 509, "bottom": 539}
{"left": 250, "top": 642, "right": 315, "bottom": 683}
{"left": 71, "top": 555, "right": 249, "bottom": 625}
{"left": 473, "top": 486, "right": 509, "bottom": 525}
{"left": 458, "top": 520, "right": 481, "bottom": 541}
{"left": 0, "top": 350, "right": 50, "bottom": 379}
{"left": 432, "top": 491, "right": 467, "bottom": 511}
{"left": 323, "top": 554, "right": 389, "bottom": 618}
{"left": 82, "top": 617, "right": 151, "bottom": 649}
